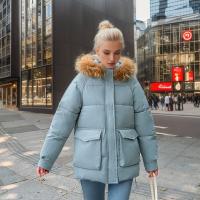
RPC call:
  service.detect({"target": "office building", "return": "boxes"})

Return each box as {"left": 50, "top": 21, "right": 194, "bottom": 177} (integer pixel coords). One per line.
{"left": 0, "top": 0, "right": 19, "bottom": 109}
{"left": 137, "top": 15, "right": 200, "bottom": 94}
{"left": 0, "top": 0, "right": 134, "bottom": 113}
{"left": 151, "top": 0, "right": 200, "bottom": 21}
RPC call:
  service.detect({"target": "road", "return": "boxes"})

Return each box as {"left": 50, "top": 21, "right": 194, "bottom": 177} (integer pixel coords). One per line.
{"left": 153, "top": 113, "right": 200, "bottom": 138}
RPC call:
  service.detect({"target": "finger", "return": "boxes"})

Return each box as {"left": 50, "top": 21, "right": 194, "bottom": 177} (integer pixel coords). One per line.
{"left": 148, "top": 172, "right": 154, "bottom": 177}
{"left": 148, "top": 170, "right": 157, "bottom": 177}
{"left": 152, "top": 169, "right": 158, "bottom": 176}
{"left": 43, "top": 170, "right": 48, "bottom": 175}
{"left": 37, "top": 167, "right": 49, "bottom": 177}
{"left": 154, "top": 170, "right": 158, "bottom": 176}
{"left": 38, "top": 167, "right": 45, "bottom": 177}
{"left": 41, "top": 169, "right": 46, "bottom": 176}
{"left": 36, "top": 167, "right": 41, "bottom": 176}
{"left": 41, "top": 169, "right": 49, "bottom": 176}
{"left": 44, "top": 169, "right": 49, "bottom": 173}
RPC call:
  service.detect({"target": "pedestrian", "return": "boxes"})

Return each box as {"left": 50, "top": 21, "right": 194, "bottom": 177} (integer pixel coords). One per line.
{"left": 148, "top": 95, "right": 153, "bottom": 109}
{"left": 177, "top": 94, "right": 183, "bottom": 110}
{"left": 169, "top": 95, "right": 174, "bottom": 111}
{"left": 164, "top": 94, "right": 170, "bottom": 111}
{"left": 36, "top": 20, "right": 158, "bottom": 200}
{"left": 152, "top": 94, "right": 159, "bottom": 110}
{"left": 174, "top": 95, "right": 178, "bottom": 110}
{"left": 160, "top": 95, "right": 165, "bottom": 110}
{"left": 193, "top": 94, "right": 200, "bottom": 107}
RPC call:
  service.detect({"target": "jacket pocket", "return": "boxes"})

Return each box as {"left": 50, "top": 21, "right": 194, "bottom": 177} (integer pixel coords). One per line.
{"left": 73, "top": 129, "right": 102, "bottom": 170}
{"left": 118, "top": 129, "right": 140, "bottom": 167}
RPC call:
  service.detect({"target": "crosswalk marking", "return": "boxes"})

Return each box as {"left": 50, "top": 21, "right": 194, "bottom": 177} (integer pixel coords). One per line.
{"left": 156, "top": 132, "right": 193, "bottom": 139}
{"left": 154, "top": 126, "right": 168, "bottom": 129}
{"left": 156, "top": 132, "right": 177, "bottom": 137}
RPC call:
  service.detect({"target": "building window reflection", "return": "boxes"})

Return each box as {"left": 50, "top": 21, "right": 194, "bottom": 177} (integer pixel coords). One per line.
{"left": 21, "top": 70, "right": 32, "bottom": 105}
{"left": 0, "top": 82, "right": 17, "bottom": 108}
{"left": 33, "top": 67, "right": 46, "bottom": 106}
{"left": 137, "top": 19, "right": 200, "bottom": 93}
{"left": 20, "top": 0, "right": 53, "bottom": 107}
{"left": 43, "top": 0, "right": 52, "bottom": 65}
{"left": 46, "top": 66, "right": 52, "bottom": 106}
{"left": 151, "top": 0, "right": 200, "bottom": 21}
{"left": 0, "top": 0, "right": 11, "bottom": 79}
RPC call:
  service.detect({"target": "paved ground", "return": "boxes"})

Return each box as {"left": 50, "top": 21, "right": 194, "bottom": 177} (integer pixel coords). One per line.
{"left": 0, "top": 103, "right": 200, "bottom": 200}
{"left": 151, "top": 102, "right": 200, "bottom": 117}
{"left": 153, "top": 114, "right": 200, "bottom": 138}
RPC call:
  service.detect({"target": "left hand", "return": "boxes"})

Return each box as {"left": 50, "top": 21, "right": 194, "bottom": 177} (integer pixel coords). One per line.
{"left": 147, "top": 169, "right": 159, "bottom": 177}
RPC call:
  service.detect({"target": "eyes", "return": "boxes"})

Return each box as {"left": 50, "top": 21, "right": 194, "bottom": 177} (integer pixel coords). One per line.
{"left": 103, "top": 51, "right": 121, "bottom": 55}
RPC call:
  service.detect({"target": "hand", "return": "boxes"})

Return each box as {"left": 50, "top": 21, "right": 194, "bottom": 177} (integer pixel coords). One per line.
{"left": 36, "top": 166, "right": 49, "bottom": 177}
{"left": 147, "top": 169, "right": 158, "bottom": 177}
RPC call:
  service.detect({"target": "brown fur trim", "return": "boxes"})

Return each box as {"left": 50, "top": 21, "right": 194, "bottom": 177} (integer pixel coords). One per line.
{"left": 75, "top": 54, "right": 137, "bottom": 81}
{"left": 114, "top": 57, "right": 137, "bottom": 81}
{"left": 75, "top": 54, "right": 105, "bottom": 78}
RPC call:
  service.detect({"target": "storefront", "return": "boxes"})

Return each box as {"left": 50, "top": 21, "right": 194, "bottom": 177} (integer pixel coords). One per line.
{"left": 0, "top": 81, "right": 17, "bottom": 109}
{"left": 19, "top": 0, "right": 134, "bottom": 113}
{"left": 137, "top": 15, "right": 200, "bottom": 94}
{"left": 149, "top": 65, "right": 198, "bottom": 94}
{"left": 0, "top": 0, "right": 135, "bottom": 113}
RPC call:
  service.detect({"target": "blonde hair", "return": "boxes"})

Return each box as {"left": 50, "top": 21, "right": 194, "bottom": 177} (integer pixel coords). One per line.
{"left": 93, "top": 20, "right": 125, "bottom": 50}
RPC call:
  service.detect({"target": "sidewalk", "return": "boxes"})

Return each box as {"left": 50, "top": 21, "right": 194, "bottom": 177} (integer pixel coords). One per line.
{"left": 151, "top": 102, "right": 200, "bottom": 117}
{"left": 0, "top": 107, "right": 200, "bottom": 200}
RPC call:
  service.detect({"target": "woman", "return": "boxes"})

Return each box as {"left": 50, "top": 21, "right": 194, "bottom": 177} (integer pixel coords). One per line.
{"left": 37, "top": 20, "right": 158, "bottom": 200}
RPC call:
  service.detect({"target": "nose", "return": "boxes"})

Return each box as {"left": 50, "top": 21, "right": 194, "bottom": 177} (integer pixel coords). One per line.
{"left": 109, "top": 54, "right": 115, "bottom": 62}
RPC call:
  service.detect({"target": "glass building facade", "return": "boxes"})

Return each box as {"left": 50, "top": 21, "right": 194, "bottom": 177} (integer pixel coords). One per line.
{"left": 151, "top": 0, "right": 200, "bottom": 21}
{"left": 137, "top": 17, "right": 200, "bottom": 93}
{"left": 0, "top": 0, "right": 11, "bottom": 79}
{"left": 0, "top": 0, "right": 19, "bottom": 109}
{"left": 20, "top": 0, "right": 53, "bottom": 108}
{"left": 0, "top": 0, "right": 136, "bottom": 113}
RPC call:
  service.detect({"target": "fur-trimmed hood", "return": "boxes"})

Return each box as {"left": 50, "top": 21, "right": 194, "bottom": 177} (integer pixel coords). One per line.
{"left": 75, "top": 54, "right": 137, "bottom": 81}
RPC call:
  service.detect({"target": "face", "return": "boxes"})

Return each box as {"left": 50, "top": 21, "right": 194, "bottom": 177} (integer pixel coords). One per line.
{"left": 95, "top": 40, "right": 122, "bottom": 69}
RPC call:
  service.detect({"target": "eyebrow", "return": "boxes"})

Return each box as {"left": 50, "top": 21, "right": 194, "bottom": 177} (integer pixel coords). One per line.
{"left": 103, "top": 49, "right": 121, "bottom": 52}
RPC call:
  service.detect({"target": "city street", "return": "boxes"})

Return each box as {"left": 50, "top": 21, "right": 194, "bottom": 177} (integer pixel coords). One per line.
{"left": 0, "top": 104, "right": 200, "bottom": 199}
{"left": 1, "top": 0, "right": 200, "bottom": 199}
{"left": 154, "top": 114, "right": 200, "bottom": 138}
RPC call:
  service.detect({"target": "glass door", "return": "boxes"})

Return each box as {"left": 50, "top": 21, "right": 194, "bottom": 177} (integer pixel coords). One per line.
{"left": 0, "top": 83, "right": 17, "bottom": 109}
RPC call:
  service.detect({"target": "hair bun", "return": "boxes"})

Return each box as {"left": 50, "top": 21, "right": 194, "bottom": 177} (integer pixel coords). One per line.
{"left": 98, "top": 20, "right": 114, "bottom": 30}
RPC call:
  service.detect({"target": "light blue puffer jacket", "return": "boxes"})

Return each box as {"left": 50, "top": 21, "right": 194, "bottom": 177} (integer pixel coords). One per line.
{"left": 38, "top": 54, "right": 158, "bottom": 184}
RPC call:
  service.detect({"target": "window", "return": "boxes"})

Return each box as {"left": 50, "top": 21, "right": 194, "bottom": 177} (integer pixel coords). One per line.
{"left": 46, "top": 66, "right": 52, "bottom": 106}
{"left": 33, "top": 67, "right": 46, "bottom": 106}
{"left": 20, "top": 0, "right": 53, "bottom": 107}
{"left": 0, "top": 0, "right": 11, "bottom": 79}
{"left": 21, "top": 70, "right": 33, "bottom": 106}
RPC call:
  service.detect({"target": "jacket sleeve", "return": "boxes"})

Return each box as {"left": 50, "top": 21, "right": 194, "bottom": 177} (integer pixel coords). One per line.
{"left": 132, "top": 78, "right": 158, "bottom": 171}
{"left": 38, "top": 75, "right": 82, "bottom": 171}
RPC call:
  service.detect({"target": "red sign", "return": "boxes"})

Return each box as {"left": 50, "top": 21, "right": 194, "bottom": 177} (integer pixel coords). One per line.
{"left": 184, "top": 66, "right": 194, "bottom": 81}
{"left": 172, "top": 66, "right": 184, "bottom": 82}
{"left": 185, "top": 70, "right": 194, "bottom": 81}
{"left": 150, "top": 82, "right": 173, "bottom": 92}
{"left": 188, "top": 71, "right": 194, "bottom": 81}
{"left": 182, "top": 30, "right": 192, "bottom": 41}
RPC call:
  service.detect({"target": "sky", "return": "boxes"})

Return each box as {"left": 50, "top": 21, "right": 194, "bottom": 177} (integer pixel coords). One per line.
{"left": 136, "top": 0, "right": 150, "bottom": 23}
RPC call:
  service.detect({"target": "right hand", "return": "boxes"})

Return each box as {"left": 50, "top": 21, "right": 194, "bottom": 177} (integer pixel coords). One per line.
{"left": 36, "top": 166, "right": 49, "bottom": 177}
{"left": 147, "top": 169, "right": 159, "bottom": 177}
